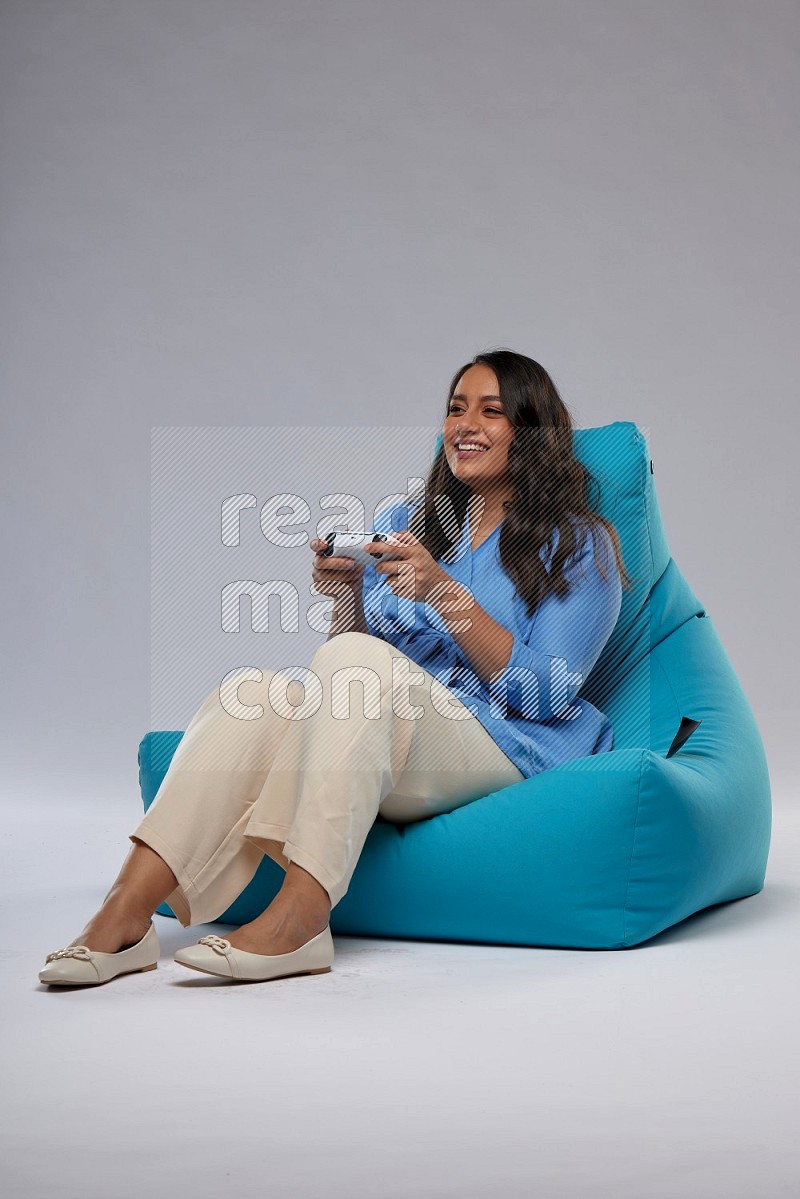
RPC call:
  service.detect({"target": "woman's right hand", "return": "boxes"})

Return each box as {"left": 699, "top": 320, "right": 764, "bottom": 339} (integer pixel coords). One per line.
{"left": 310, "top": 537, "right": 367, "bottom": 600}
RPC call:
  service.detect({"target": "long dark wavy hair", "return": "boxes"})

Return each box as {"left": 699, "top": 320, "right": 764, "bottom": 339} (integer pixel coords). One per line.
{"left": 407, "top": 348, "right": 633, "bottom": 618}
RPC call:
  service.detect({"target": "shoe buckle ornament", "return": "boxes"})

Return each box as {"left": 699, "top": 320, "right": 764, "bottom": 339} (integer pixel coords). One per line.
{"left": 45, "top": 945, "right": 94, "bottom": 963}
{"left": 197, "top": 934, "right": 232, "bottom": 956}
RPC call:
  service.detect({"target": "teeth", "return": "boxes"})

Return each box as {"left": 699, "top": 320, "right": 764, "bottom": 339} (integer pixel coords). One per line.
{"left": 457, "top": 443, "right": 487, "bottom": 452}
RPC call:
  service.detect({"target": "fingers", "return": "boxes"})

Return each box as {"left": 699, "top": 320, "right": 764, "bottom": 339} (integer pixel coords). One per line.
{"left": 309, "top": 537, "right": 355, "bottom": 569}
{"left": 392, "top": 529, "right": 413, "bottom": 542}
{"left": 310, "top": 537, "right": 355, "bottom": 556}
{"left": 369, "top": 541, "right": 409, "bottom": 557}
{"left": 322, "top": 556, "right": 365, "bottom": 571}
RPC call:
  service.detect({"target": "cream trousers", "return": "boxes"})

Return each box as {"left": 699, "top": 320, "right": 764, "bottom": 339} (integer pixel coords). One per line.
{"left": 130, "top": 631, "right": 524, "bottom": 920}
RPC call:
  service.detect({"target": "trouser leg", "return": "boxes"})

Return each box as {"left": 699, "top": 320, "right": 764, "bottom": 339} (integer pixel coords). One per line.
{"left": 129, "top": 665, "right": 301, "bottom": 926}
{"left": 242, "top": 632, "right": 525, "bottom": 909}
{"left": 131, "top": 631, "right": 525, "bottom": 924}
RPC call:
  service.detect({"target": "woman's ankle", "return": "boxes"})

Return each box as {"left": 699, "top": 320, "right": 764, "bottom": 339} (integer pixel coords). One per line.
{"left": 99, "top": 887, "right": 153, "bottom": 927}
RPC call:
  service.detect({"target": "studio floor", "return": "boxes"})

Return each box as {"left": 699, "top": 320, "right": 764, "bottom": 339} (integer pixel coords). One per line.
{"left": 4, "top": 789, "right": 798, "bottom": 1199}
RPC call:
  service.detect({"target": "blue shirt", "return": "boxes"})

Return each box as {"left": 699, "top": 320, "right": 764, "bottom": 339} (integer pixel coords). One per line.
{"left": 360, "top": 501, "right": 622, "bottom": 779}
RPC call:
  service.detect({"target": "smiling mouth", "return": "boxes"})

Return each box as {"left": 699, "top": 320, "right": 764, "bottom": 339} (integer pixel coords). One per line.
{"left": 454, "top": 443, "right": 490, "bottom": 457}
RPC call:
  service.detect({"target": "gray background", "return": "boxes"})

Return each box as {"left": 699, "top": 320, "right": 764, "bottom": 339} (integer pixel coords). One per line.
{"left": 148, "top": 424, "right": 443, "bottom": 726}
{"left": 2, "top": 5, "right": 799, "bottom": 1198}
{"left": 2, "top": 0, "right": 796, "bottom": 794}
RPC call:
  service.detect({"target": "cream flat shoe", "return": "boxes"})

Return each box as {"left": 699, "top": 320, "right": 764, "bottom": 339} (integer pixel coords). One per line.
{"left": 173, "top": 925, "right": 334, "bottom": 982}
{"left": 38, "top": 922, "right": 160, "bottom": 986}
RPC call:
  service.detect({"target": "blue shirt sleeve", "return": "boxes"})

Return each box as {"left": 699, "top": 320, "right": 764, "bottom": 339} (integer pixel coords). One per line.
{"left": 361, "top": 500, "right": 456, "bottom": 674}
{"left": 488, "top": 522, "right": 622, "bottom": 724}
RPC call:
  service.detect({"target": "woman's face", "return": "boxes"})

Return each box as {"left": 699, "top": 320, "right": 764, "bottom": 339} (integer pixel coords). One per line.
{"left": 442, "top": 364, "right": 516, "bottom": 497}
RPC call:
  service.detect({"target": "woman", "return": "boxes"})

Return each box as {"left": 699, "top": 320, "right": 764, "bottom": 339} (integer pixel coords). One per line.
{"left": 39, "top": 349, "right": 630, "bottom": 987}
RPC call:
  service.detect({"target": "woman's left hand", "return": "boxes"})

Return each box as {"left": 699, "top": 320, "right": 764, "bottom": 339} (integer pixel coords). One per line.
{"left": 369, "top": 530, "right": 451, "bottom": 604}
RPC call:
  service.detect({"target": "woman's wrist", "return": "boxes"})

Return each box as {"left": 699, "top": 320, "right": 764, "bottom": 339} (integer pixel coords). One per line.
{"left": 327, "top": 587, "right": 368, "bottom": 640}
{"left": 425, "top": 572, "right": 472, "bottom": 626}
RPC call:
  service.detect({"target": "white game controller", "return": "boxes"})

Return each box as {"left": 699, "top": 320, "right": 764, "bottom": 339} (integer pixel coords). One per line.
{"left": 321, "top": 529, "right": 405, "bottom": 568}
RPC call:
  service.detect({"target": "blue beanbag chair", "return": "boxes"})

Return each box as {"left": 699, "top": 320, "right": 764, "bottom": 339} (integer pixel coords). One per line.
{"left": 138, "top": 421, "right": 771, "bottom": 948}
